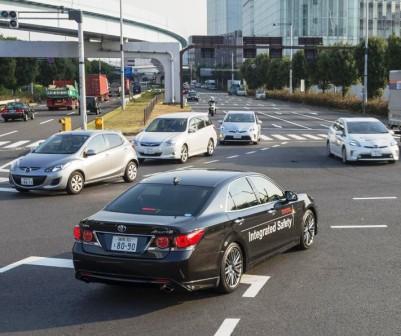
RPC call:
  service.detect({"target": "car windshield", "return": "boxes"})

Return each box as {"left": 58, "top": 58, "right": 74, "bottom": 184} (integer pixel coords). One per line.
{"left": 225, "top": 113, "right": 255, "bottom": 123}
{"left": 347, "top": 121, "right": 389, "bottom": 134}
{"left": 146, "top": 118, "right": 187, "bottom": 132}
{"left": 34, "top": 134, "right": 90, "bottom": 154}
{"left": 105, "top": 183, "right": 214, "bottom": 217}
{"left": 189, "top": 92, "right": 197, "bottom": 96}
{"left": 7, "top": 103, "right": 24, "bottom": 109}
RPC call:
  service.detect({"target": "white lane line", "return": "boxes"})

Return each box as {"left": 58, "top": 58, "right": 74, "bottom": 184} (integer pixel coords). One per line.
{"left": 240, "top": 274, "right": 271, "bottom": 297}
{"left": 290, "top": 110, "right": 334, "bottom": 123}
{"left": 302, "top": 134, "right": 322, "bottom": 140}
{"left": 272, "top": 144, "right": 280, "bottom": 148}
{"left": 244, "top": 106, "right": 250, "bottom": 109}
{"left": 257, "top": 111, "right": 311, "bottom": 130}
{"left": 204, "top": 160, "right": 219, "bottom": 164}
{"left": 214, "top": 318, "right": 240, "bottom": 336}
{"left": 272, "top": 123, "right": 282, "bottom": 128}
{"left": 260, "top": 135, "right": 273, "bottom": 141}
{"left": 245, "top": 151, "right": 256, "bottom": 155}
{"left": 272, "top": 134, "right": 290, "bottom": 141}
{"left": 40, "top": 118, "right": 54, "bottom": 125}
{"left": 26, "top": 140, "right": 44, "bottom": 148}
{"left": 3, "top": 140, "right": 30, "bottom": 149}
{"left": 0, "top": 187, "right": 17, "bottom": 193}
{"left": 281, "top": 142, "right": 288, "bottom": 145}
{"left": 0, "top": 177, "right": 8, "bottom": 183}
{"left": 226, "top": 155, "right": 239, "bottom": 159}
{"left": 273, "top": 107, "right": 280, "bottom": 110}
{"left": 352, "top": 196, "right": 398, "bottom": 200}
{"left": 320, "top": 124, "right": 330, "bottom": 128}
{"left": 175, "top": 165, "right": 194, "bottom": 171}
{"left": 0, "top": 158, "right": 17, "bottom": 169}
{"left": 318, "top": 134, "right": 327, "bottom": 138}
{"left": 260, "top": 147, "right": 270, "bottom": 151}
{"left": 0, "top": 130, "right": 18, "bottom": 138}
{"left": 331, "top": 225, "right": 388, "bottom": 229}
{"left": 287, "top": 134, "right": 305, "bottom": 140}
{"left": 67, "top": 111, "right": 75, "bottom": 115}
{"left": 0, "top": 256, "right": 74, "bottom": 273}
{"left": 0, "top": 141, "right": 11, "bottom": 147}
{"left": 274, "top": 111, "right": 282, "bottom": 115}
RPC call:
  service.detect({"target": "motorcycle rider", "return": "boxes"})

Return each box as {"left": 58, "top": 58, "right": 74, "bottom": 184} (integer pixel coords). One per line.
{"left": 208, "top": 97, "right": 216, "bottom": 116}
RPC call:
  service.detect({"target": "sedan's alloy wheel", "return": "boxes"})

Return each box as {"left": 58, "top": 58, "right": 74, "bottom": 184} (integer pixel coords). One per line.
{"left": 206, "top": 139, "right": 214, "bottom": 156}
{"left": 224, "top": 245, "right": 243, "bottom": 289}
{"left": 303, "top": 212, "right": 315, "bottom": 248}
{"left": 180, "top": 145, "right": 188, "bottom": 163}
{"left": 124, "top": 161, "right": 137, "bottom": 182}
{"left": 342, "top": 147, "right": 348, "bottom": 163}
{"left": 67, "top": 172, "right": 84, "bottom": 194}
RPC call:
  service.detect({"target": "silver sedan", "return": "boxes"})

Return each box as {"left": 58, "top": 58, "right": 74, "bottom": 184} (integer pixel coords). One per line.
{"left": 9, "top": 131, "right": 139, "bottom": 194}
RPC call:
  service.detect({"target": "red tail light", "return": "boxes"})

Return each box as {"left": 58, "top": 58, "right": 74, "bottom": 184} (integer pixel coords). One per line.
{"left": 155, "top": 236, "right": 170, "bottom": 249}
{"left": 174, "top": 229, "right": 205, "bottom": 249}
{"left": 73, "top": 225, "right": 81, "bottom": 241}
{"left": 1, "top": 108, "right": 6, "bottom": 113}
{"left": 16, "top": 108, "right": 23, "bottom": 113}
{"left": 82, "top": 230, "right": 94, "bottom": 242}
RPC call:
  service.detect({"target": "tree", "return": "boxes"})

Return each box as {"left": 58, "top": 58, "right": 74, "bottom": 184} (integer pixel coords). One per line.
{"left": 15, "top": 58, "right": 39, "bottom": 87}
{"left": 292, "top": 50, "right": 308, "bottom": 90}
{"left": 312, "top": 51, "right": 331, "bottom": 92}
{"left": 266, "top": 57, "right": 290, "bottom": 90}
{"left": 240, "top": 59, "right": 258, "bottom": 89}
{"left": 327, "top": 46, "right": 358, "bottom": 96}
{"left": 0, "top": 58, "right": 16, "bottom": 89}
{"left": 355, "top": 37, "right": 387, "bottom": 98}
{"left": 386, "top": 35, "right": 401, "bottom": 72}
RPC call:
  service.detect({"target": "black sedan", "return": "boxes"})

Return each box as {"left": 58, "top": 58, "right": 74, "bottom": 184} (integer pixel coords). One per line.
{"left": 73, "top": 170, "right": 317, "bottom": 293}
{"left": 1, "top": 102, "right": 35, "bottom": 122}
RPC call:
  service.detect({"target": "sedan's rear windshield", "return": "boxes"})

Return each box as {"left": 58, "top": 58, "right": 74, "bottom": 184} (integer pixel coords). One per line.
{"left": 347, "top": 121, "right": 388, "bottom": 134}
{"left": 105, "top": 183, "right": 214, "bottom": 217}
{"left": 35, "top": 134, "right": 90, "bottom": 154}
{"left": 6, "top": 103, "right": 24, "bottom": 109}
{"left": 225, "top": 113, "right": 255, "bottom": 123}
{"left": 146, "top": 118, "right": 187, "bottom": 132}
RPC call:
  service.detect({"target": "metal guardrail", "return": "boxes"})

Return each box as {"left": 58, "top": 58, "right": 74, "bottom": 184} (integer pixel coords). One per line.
{"left": 143, "top": 93, "right": 164, "bottom": 125}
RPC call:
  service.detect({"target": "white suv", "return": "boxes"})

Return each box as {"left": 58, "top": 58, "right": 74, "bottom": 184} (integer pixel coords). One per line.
{"left": 133, "top": 113, "right": 218, "bottom": 163}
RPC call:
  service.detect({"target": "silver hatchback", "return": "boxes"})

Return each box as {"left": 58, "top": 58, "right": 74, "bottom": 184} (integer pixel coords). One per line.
{"left": 9, "top": 131, "right": 139, "bottom": 194}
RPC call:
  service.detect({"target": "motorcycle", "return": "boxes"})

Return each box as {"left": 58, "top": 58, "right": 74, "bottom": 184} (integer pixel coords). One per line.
{"left": 208, "top": 102, "right": 216, "bottom": 116}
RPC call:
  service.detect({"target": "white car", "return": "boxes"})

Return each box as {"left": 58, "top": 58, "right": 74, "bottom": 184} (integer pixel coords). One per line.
{"left": 236, "top": 87, "right": 247, "bottom": 96}
{"left": 327, "top": 117, "right": 399, "bottom": 163}
{"left": 133, "top": 113, "right": 218, "bottom": 163}
{"left": 219, "top": 111, "right": 262, "bottom": 145}
{"left": 255, "top": 89, "right": 266, "bottom": 100}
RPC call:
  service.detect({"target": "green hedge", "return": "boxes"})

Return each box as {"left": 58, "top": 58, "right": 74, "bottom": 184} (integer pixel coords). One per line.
{"left": 266, "top": 90, "right": 388, "bottom": 117}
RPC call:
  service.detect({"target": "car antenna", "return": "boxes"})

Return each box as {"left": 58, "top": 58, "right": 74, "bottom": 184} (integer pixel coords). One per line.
{"left": 173, "top": 177, "right": 180, "bottom": 185}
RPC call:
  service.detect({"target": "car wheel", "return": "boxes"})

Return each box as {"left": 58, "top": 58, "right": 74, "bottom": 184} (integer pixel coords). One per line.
{"left": 299, "top": 209, "right": 316, "bottom": 250}
{"left": 3, "top": 118, "right": 8, "bottom": 122}
{"left": 205, "top": 139, "right": 215, "bottom": 156}
{"left": 123, "top": 161, "right": 138, "bottom": 183}
{"left": 179, "top": 144, "right": 188, "bottom": 164}
{"left": 342, "top": 147, "right": 348, "bottom": 164}
{"left": 66, "top": 171, "right": 84, "bottom": 195}
{"left": 30, "top": 113, "right": 35, "bottom": 120}
{"left": 23, "top": 114, "right": 28, "bottom": 122}
{"left": 217, "top": 242, "right": 243, "bottom": 294}
{"left": 15, "top": 187, "right": 29, "bottom": 193}
{"left": 327, "top": 141, "right": 333, "bottom": 157}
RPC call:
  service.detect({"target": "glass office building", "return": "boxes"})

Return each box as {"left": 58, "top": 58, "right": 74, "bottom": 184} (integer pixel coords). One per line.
{"left": 208, "top": 0, "right": 243, "bottom": 35}
{"left": 242, "top": 0, "right": 401, "bottom": 46}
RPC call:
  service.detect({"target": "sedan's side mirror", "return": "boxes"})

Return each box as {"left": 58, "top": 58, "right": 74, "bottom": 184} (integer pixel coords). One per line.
{"left": 257, "top": 120, "right": 262, "bottom": 125}
{"left": 188, "top": 128, "right": 196, "bottom": 134}
{"left": 335, "top": 130, "right": 344, "bottom": 137}
{"left": 284, "top": 191, "right": 298, "bottom": 202}
{"left": 218, "top": 120, "right": 223, "bottom": 125}
{"left": 84, "top": 149, "right": 96, "bottom": 157}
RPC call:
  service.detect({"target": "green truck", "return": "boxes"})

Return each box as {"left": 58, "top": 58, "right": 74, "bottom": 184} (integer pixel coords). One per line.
{"left": 46, "top": 80, "right": 79, "bottom": 110}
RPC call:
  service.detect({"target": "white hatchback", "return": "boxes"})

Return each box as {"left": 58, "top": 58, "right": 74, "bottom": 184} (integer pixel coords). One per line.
{"left": 327, "top": 117, "right": 399, "bottom": 163}
{"left": 133, "top": 113, "right": 218, "bottom": 163}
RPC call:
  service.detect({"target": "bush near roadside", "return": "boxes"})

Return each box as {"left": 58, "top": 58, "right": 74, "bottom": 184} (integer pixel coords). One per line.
{"left": 266, "top": 90, "right": 388, "bottom": 117}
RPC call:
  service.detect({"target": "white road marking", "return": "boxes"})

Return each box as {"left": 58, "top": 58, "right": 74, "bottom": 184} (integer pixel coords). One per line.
{"left": 240, "top": 274, "right": 271, "bottom": 297}
{"left": 214, "top": 319, "right": 240, "bottom": 336}
{"left": 244, "top": 106, "right": 250, "bottom": 109}
{"left": 26, "top": 140, "right": 44, "bottom": 148}
{"left": 281, "top": 142, "right": 288, "bottom": 145}
{"left": 0, "top": 177, "right": 8, "bottom": 183}
{"left": 272, "top": 134, "right": 290, "bottom": 141}
{"left": 260, "top": 135, "right": 273, "bottom": 141}
{"left": 352, "top": 196, "right": 398, "bottom": 200}
{"left": 302, "top": 134, "right": 322, "bottom": 140}
{"left": 287, "top": 134, "right": 305, "bottom": 140}
{"left": 320, "top": 124, "right": 330, "bottom": 128}
{"left": 318, "top": 134, "right": 327, "bottom": 138}
{"left": 0, "top": 187, "right": 17, "bottom": 193}
{"left": 0, "top": 158, "right": 17, "bottom": 169}
{"left": 226, "top": 155, "right": 239, "bottom": 159}
{"left": 204, "top": 160, "right": 219, "bottom": 164}
{"left": 3, "top": 140, "right": 30, "bottom": 149}
{"left": 260, "top": 147, "right": 270, "bottom": 151}
{"left": 331, "top": 225, "right": 388, "bottom": 229}
{"left": 175, "top": 165, "right": 194, "bottom": 171}
{"left": 0, "top": 256, "right": 74, "bottom": 273}
{"left": 272, "top": 124, "right": 282, "bottom": 128}
{"left": 274, "top": 111, "right": 282, "bottom": 115}
{"left": 0, "top": 130, "right": 18, "bottom": 138}
{"left": 40, "top": 118, "right": 54, "bottom": 125}
{"left": 0, "top": 141, "right": 11, "bottom": 147}
{"left": 290, "top": 111, "right": 333, "bottom": 123}
{"left": 272, "top": 144, "right": 280, "bottom": 148}
{"left": 67, "top": 111, "right": 75, "bottom": 115}
{"left": 273, "top": 107, "right": 279, "bottom": 110}
{"left": 257, "top": 111, "right": 311, "bottom": 129}
{"left": 245, "top": 151, "right": 256, "bottom": 155}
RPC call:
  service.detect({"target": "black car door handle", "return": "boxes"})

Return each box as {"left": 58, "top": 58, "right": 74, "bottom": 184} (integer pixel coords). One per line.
{"left": 234, "top": 218, "right": 244, "bottom": 225}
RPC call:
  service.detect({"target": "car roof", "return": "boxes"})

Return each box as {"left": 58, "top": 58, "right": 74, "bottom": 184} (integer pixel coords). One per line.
{"left": 341, "top": 117, "right": 380, "bottom": 123}
{"left": 226, "top": 111, "right": 255, "bottom": 114}
{"left": 141, "top": 169, "right": 252, "bottom": 188}
{"left": 156, "top": 112, "right": 207, "bottom": 119}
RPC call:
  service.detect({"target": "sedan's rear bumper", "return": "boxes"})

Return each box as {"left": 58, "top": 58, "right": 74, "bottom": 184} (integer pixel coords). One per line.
{"left": 1, "top": 113, "right": 24, "bottom": 119}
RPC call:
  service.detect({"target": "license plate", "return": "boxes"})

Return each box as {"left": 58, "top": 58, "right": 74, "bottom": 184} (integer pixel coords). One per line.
{"left": 21, "top": 177, "right": 33, "bottom": 186}
{"left": 9, "top": 109, "right": 15, "bottom": 113}
{"left": 144, "top": 148, "right": 156, "bottom": 154}
{"left": 234, "top": 134, "right": 242, "bottom": 139}
{"left": 111, "top": 236, "right": 138, "bottom": 252}
{"left": 372, "top": 150, "right": 382, "bottom": 157}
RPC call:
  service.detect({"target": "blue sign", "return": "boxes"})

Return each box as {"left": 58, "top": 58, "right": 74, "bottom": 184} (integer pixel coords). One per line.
{"left": 124, "top": 67, "right": 133, "bottom": 79}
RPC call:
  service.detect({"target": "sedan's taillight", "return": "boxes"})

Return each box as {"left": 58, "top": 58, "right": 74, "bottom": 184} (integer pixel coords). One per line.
{"left": 73, "top": 225, "right": 81, "bottom": 241}
{"left": 155, "top": 236, "right": 170, "bottom": 249}
{"left": 82, "top": 230, "right": 94, "bottom": 242}
{"left": 174, "top": 229, "right": 205, "bottom": 249}
{"left": 16, "top": 108, "right": 23, "bottom": 113}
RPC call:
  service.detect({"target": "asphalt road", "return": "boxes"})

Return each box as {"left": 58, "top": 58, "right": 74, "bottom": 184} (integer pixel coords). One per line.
{"left": 0, "top": 92, "right": 400, "bottom": 336}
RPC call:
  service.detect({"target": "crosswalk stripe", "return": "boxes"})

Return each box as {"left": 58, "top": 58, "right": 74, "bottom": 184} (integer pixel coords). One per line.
{"left": 318, "top": 134, "right": 327, "bottom": 138}
{"left": 0, "top": 141, "right": 11, "bottom": 147}
{"left": 287, "top": 134, "right": 305, "bottom": 140}
{"left": 272, "top": 134, "right": 290, "bottom": 140}
{"left": 302, "top": 134, "right": 322, "bottom": 140}
{"left": 4, "top": 140, "right": 30, "bottom": 148}
{"left": 26, "top": 140, "right": 44, "bottom": 148}
{"left": 0, "top": 177, "right": 8, "bottom": 183}
{"left": 260, "top": 135, "right": 273, "bottom": 141}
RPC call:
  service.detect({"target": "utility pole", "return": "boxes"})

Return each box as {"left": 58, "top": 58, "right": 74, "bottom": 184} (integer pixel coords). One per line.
{"left": 289, "top": 22, "right": 293, "bottom": 94}
{"left": 120, "top": 0, "right": 125, "bottom": 110}
{"left": 363, "top": 0, "right": 369, "bottom": 114}
{"left": 77, "top": 10, "right": 87, "bottom": 129}
{"left": 231, "top": 51, "right": 234, "bottom": 81}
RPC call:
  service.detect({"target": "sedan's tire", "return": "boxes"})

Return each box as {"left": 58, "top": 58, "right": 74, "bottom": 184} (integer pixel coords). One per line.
{"left": 299, "top": 209, "right": 316, "bottom": 250}
{"left": 3, "top": 118, "right": 8, "bottom": 122}
{"left": 179, "top": 144, "right": 189, "bottom": 164}
{"left": 217, "top": 242, "right": 244, "bottom": 294}
{"left": 205, "top": 139, "right": 215, "bottom": 156}
{"left": 23, "top": 114, "right": 28, "bottom": 122}
{"left": 326, "top": 141, "right": 333, "bottom": 157}
{"left": 123, "top": 161, "right": 138, "bottom": 183}
{"left": 30, "top": 113, "right": 35, "bottom": 120}
{"left": 66, "top": 171, "right": 84, "bottom": 195}
{"left": 15, "top": 187, "right": 30, "bottom": 193}
{"left": 341, "top": 147, "right": 348, "bottom": 164}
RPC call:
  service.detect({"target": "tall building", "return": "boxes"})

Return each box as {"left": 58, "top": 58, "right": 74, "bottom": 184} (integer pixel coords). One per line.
{"left": 242, "top": 0, "right": 401, "bottom": 46}
{"left": 207, "top": 0, "right": 243, "bottom": 35}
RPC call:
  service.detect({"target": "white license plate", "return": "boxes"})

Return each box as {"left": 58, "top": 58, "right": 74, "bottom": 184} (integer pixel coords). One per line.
{"left": 9, "top": 109, "right": 15, "bottom": 113}
{"left": 111, "top": 236, "right": 138, "bottom": 252}
{"left": 372, "top": 150, "right": 382, "bottom": 157}
{"left": 233, "top": 134, "right": 242, "bottom": 139}
{"left": 144, "top": 148, "right": 156, "bottom": 154}
{"left": 21, "top": 177, "right": 33, "bottom": 186}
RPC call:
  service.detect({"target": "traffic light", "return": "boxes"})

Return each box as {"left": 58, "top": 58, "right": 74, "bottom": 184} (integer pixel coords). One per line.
{"left": 1, "top": 10, "right": 19, "bottom": 29}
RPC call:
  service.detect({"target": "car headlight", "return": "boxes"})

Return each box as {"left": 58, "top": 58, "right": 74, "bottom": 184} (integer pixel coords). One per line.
{"left": 349, "top": 140, "right": 361, "bottom": 147}
{"left": 249, "top": 127, "right": 256, "bottom": 133}
{"left": 220, "top": 126, "right": 225, "bottom": 131}
{"left": 390, "top": 140, "right": 398, "bottom": 146}
{"left": 10, "top": 159, "right": 20, "bottom": 170}
{"left": 165, "top": 139, "right": 177, "bottom": 146}
{"left": 45, "top": 163, "right": 70, "bottom": 173}
{"left": 133, "top": 139, "right": 139, "bottom": 146}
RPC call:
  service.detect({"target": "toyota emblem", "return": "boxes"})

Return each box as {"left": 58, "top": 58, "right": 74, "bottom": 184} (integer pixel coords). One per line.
{"left": 117, "top": 225, "right": 127, "bottom": 233}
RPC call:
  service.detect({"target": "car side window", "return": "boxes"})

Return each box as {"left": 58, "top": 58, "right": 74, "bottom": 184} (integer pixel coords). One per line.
{"left": 105, "top": 134, "right": 124, "bottom": 149}
{"left": 197, "top": 118, "right": 205, "bottom": 130}
{"left": 227, "top": 178, "right": 259, "bottom": 211}
{"left": 204, "top": 117, "right": 212, "bottom": 127}
{"left": 189, "top": 118, "right": 199, "bottom": 133}
{"left": 86, "top": 135, "right": 107, "bottom": 154}
{"left": 248, "top": 176, "right": 284, "bottom": 204}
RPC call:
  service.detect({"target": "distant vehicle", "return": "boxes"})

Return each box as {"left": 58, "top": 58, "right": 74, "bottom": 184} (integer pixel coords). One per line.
{"left": 255, "top": 89, "right": 266, "bottom": 100}
{"left": 132, "top": 84, "right": 141, "bottom": 94}
{"left": 109, "top": 82, "right": 121, "bottom": 97}
{"left": 72, "top": 169, "right": 317, "bottom": 293}
{"left": 133, "top": 112, "right": 217, "bottom": 163}
{"left": 86, "top": 96, "right": 101, "bottom": 115}
{"left": 219, "top": 111, "right": 262, "bottom": 145}
{"left": 388, "top": 70, "right": 401, "bottom": 131}
{"left": 205, "top": 80, "right": 216, "bottom": 90}
{"left": 195, "top": 83, "right": 202, "bottom": 88}
{"left": 236, "top": 86, "right": 247, "bottom": 96}
{"left": 9, "top": 131, "right": 138, "bottom": 194}
{"left": 228, "top": 80, "right": 241, "bottom": 95}
{"left": 86, "top": 74, "right": 109, "bottom": 102}
{"left": 327, "top": 117, "right": 399, "bottom": 164}
{"left": 1, "top": 102, "right": 35, "bottom": 122}
{"left": 187, "top": 90, "right": 200, "bottom": 102}
{"left": 182, "top": 88, "right": 189, "bottom": 95}
{"left": 46, "top": 80, "right": 79, "bottom": 111}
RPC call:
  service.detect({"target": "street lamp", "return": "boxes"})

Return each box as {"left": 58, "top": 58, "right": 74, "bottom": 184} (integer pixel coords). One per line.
{"left": 120, "top": 0, "right": 126, "bottom": 110}
{"left": 363, "top": 0, "right": 369, "bottom": 114}
{"left": 273, "top": 22, "right": 293, "bottom": 94}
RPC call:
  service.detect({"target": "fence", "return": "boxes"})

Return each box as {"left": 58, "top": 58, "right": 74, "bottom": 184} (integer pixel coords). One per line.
{"left": 143, "top": 93, "right": 164, "bottom": 125}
